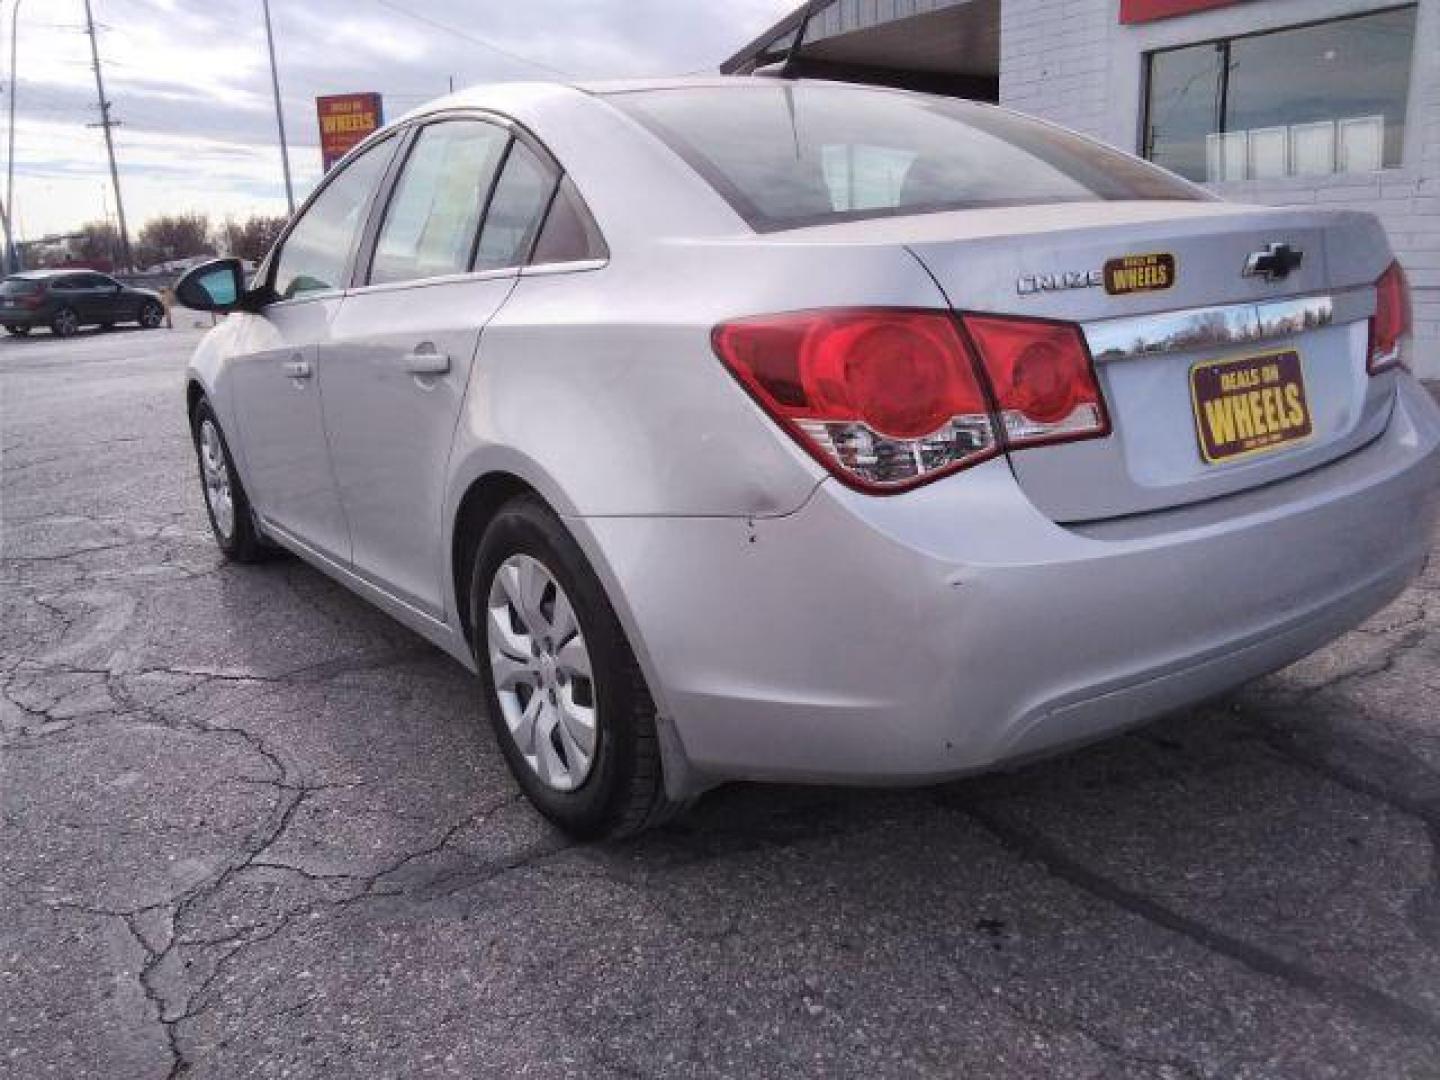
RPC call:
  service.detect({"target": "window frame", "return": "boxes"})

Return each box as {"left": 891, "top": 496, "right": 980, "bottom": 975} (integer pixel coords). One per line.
{"left": 470, "top": 135, "right": 562, "bottom": 275}
{"left": 360, "top": 115, "right": 516, "bottom": 289}
{"left": 1139, "top": 4, "right": 1419, "bottom": 177}
{"left": 258, "top": 131, "right": 402, "bottom": 307}
{"left": 347, "top": 107, "right": 609, "bottom": 296}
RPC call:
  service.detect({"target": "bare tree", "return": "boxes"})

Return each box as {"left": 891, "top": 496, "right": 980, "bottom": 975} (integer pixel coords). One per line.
{"left": 135, "top": 212, "right": 216, "bottom": 268}
{"left": 216, "top": 214, "right": 288, "bottom": 264}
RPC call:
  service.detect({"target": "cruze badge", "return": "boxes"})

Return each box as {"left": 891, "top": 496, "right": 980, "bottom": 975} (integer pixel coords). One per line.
{"left": 1016, "top": 269, "right": 1103, "bottom": 295}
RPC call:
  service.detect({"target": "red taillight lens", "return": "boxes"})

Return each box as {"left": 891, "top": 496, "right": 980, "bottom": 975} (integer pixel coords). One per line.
{"left": 713, "top": 308, "right": 1111, "bottom": 492}
{"left": 1369, "top": 260, "right": 1412, "bottom": 375}
{"left": 19, "top": 292, "right": 42, "bottom": 309}
{"left": 960, "top": 315, "right": 1109, "bottom": 448}
{"left": 713, "top": 309, "right": 997, "bottom": 490}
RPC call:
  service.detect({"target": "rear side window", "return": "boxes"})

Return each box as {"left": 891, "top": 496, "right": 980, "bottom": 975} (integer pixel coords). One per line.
{"left": 531, "top": 177, "right": 607, "bottom": 265}
{"left": 1, "top": 278, "right": 40, "bottom": 296}
{"left": 370, "top": 120, "right": 509, "bottom": 286}
{"left": 475, "top": 141, "right": 557, "bottom": 272}
{"left": 611, "top": 84, "right": 1205, "bottom": 231}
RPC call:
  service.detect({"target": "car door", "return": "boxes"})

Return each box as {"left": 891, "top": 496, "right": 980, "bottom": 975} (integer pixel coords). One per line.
{"left": 226, "top": 135, "right": 399, "bottom": 563}
{"left": 49, "top": 275, "right": 90, "bottom": 322}
{"left": 88, "top": 273, "right": 128, "bottom": 322}
{"left": 79, "top": 273, "right": 117, "bottom": 322}
{"left": 322, "top": 118, "right": 560, "bottom": 618}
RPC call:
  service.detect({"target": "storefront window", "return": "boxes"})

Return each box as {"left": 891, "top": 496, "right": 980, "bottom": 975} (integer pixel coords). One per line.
{"left": 1143, "top": 6, "right": 1417, "bottom": 182}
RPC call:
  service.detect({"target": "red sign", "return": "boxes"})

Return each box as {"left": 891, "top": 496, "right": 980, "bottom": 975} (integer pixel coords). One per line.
{"left": 1120, "top": 0, "right": 1249, "bottom": 23}
{"left": 316, "top": 93, "right": 384, "bottom": 171}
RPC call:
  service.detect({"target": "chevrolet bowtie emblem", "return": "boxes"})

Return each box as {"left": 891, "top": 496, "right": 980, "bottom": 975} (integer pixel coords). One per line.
{"left": 1243, "top": 242, "right": 1304, "bottom": 282}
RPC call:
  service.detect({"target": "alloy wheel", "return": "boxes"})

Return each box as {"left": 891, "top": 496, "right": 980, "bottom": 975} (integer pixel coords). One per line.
{"left": 198, "top": 419, "right": 235, "bottom": 539}
{"left": 53, "top": 309, "right": 78, "bottom": 337}
{"left": 486, "top": 554, "right": 597, "bottom": 792}
{"left": 141, "top": 302, "right": 164, "bottom": 328}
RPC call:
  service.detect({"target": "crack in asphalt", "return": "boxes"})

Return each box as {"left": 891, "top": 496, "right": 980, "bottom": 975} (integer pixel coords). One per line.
{"left": 951, "top": 795, "right": 1440, "bottom": 1048}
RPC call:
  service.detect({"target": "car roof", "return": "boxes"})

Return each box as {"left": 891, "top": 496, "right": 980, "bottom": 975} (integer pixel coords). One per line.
{"left": 390, "top": 75, "right": 787, "bottom": 125}
{"left": 576, "top": 76, "right": 762, "bottom": 96}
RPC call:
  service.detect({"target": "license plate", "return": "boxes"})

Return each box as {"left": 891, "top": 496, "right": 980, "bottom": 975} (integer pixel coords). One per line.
{"left": 1190, "top": 349, "right": 1312, "bottom": 464}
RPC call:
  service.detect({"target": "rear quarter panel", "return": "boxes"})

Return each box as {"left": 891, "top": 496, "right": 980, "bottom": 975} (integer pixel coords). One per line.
{"left": 445, "top": 240, "right": 951, "bottom": 519}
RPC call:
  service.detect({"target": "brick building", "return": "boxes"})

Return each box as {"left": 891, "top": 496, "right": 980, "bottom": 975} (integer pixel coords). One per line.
{"left": 724, "top": 0, "right": 1440, "bottom": 377}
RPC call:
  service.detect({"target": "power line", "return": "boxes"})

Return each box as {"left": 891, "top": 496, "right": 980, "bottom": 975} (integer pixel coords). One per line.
{"left": 370, "top": 0, "right": 574, "bottom": 80}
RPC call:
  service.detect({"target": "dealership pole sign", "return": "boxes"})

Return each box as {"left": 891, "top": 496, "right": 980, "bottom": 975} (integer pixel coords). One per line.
{"left": 316, "top": 93, "right": 384, "bottom": 171}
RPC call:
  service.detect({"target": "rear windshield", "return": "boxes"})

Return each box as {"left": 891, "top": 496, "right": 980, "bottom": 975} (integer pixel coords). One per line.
{"left": 0, "top": 278, "right": 41, "bottom": 296}
{"left": 610, "top": 83, "right": 1205, "bottom": 231}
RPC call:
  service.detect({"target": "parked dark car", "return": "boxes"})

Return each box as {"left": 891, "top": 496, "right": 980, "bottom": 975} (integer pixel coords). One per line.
{"left": 0, "top": 269, "right": 166, "bottom": 338}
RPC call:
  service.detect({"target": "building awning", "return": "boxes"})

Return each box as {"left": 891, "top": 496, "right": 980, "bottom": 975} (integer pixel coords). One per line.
{"left": 722, "top": 0, "right": 999, "bottom": 99}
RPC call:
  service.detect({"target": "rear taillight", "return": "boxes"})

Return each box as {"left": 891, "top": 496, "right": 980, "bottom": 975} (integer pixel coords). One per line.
{"left": 959, "top": 315, "right": 1110, "bottom": 449}
{"left": 713, "top": 309, "right": 997, "bottom": 491}
{"left": 19, "top": 293, "right": 42, "bottom": 309}
{"left": 712, "top": 308, "right": 1109, "bottom": 492}
{"left": 1368, "top": 261, "right": 1412, "bottom": 375}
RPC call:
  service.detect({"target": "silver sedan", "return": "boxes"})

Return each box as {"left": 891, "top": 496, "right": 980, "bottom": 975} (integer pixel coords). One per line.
{"left": 177, "top": 78, "right": 1440, "bottom": 838}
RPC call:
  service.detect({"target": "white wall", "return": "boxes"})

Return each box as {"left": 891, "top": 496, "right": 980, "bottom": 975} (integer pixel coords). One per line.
{"left": 1000, "top": 0, "right": 1440, "bottom": 378}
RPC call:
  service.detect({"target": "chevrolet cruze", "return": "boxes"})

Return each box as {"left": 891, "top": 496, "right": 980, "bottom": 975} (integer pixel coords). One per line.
{"left": 177, "top": 79, "right": 1440, "bottom": 838}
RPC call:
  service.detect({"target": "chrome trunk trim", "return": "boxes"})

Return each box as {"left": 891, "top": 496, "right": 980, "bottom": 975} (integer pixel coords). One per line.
{"left": 1083, "top": 291, "right": 1372, "bottom": 364}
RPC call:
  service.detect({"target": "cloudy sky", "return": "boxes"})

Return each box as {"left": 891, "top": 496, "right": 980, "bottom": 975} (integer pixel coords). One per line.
{"left": 9, "top": 0, "right": 794, "bottom": 241}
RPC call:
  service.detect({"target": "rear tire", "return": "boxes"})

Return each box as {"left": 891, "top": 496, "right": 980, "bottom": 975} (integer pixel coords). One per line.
{"left": 191, "top": 399, "right": 268, "bottom": 563}
{"left": 50, "top": 307, "right": 79, "bottom": 337}
{"left": 139, "top": 300, "right": 165, "bottom": 329}
{"left": 471, "top": 495, "right": 683, "bottom": 839}
{"left": 4, "top": 324, "right": 28, "bottom": 336}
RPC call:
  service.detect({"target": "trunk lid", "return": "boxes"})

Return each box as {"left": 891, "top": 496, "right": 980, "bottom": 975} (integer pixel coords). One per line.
{"left": 900, "top": 201, "right": 1395, "bottom": 521}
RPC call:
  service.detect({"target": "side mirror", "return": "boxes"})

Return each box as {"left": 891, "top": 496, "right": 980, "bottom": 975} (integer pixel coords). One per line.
{"left": 175, "top": 258, "right": 249, "bottom": 313}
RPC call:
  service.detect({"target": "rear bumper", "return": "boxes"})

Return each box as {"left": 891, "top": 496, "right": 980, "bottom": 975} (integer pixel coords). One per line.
{"left": 578, "top": 376, "right": 1440, "bottom": 788}
{"left": 0, "top": 311, "right": 45, "bottom": 327}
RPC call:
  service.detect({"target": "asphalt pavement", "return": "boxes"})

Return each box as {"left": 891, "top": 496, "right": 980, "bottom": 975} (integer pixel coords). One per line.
{"left": 3, "top": 325, "right": 1439, "bottom": 1079}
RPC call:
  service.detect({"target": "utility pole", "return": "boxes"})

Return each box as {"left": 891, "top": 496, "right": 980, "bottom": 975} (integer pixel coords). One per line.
{"left": 4, "top": 0, "right": 21, "bottom": 272}
{"left": 82, "top": 0, "right": 131, "bottom": 271}
{"left": 0, "top": 188, "right": 14, "bottom": 278}
{"left": 262, "top": 0, "right": 295, "bottom": 215}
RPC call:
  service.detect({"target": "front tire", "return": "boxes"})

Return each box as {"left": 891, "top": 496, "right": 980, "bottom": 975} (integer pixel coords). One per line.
{"left": 471, "top": 495, "right": 681, "bottom": 839}
{"left": 191, "top": 400, "right": 267, "bottom": 562}
{"left": 50, "top": 307, "right": 79, "bottom": 337}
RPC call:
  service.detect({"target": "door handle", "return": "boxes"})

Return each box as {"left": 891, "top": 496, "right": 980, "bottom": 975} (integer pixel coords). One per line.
{"left": 283, "top": 357, "right": 312, "bottom": 379}
{"left": 403, "top": 346, "right": 450, "bottom": 376}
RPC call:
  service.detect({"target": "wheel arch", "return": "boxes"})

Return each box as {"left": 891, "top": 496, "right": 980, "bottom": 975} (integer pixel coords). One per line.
{"left": 450, "top": 470, "right": 541, "bottom": 648}
{"left": 185, "top": 378, "right": 207, "bottom": 428}
{"left": 447, "top": 464, "right": 706, "bottom": 801}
